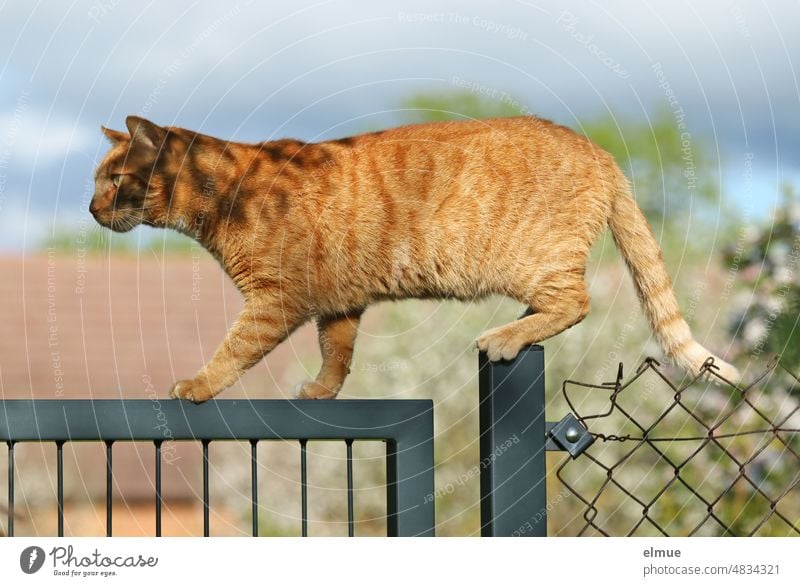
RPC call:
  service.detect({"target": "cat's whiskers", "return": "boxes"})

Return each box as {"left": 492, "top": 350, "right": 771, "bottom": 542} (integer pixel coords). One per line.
{"left": 89, "top": 223, "right": 108, "bottom": 248}
{"left": 104, "top": 210, "right": 140, "bottom": 233}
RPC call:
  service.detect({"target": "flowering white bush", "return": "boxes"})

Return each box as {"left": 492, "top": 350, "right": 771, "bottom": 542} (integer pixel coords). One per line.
{"left": 726, "top": 186, "right": 800, "bottom": 371}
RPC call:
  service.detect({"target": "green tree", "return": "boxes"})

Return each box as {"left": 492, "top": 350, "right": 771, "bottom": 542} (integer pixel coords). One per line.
{"left": 580, "top": 110, "right": 723, "bottom": 234}
{"left": 400, "top": 91, "right": 522, "bottom": 123}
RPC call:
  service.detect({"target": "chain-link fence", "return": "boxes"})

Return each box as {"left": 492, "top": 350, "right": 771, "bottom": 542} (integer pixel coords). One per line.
{"left": 554, "top": 357, "right": 800, "bottom": 536}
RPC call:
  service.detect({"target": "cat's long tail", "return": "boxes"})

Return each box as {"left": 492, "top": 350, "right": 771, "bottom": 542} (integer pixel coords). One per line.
{"left": 607, "top": 175, "right": 740, "bottom": 382}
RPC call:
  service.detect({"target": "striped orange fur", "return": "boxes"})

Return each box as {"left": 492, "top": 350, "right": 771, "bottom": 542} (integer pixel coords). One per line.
{"left": 91, "top": 115, "right": 738, "bottom": 402}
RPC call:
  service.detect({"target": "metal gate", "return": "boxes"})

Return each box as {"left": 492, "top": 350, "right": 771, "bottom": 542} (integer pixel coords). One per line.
{"left": 0, "top": 399, "right": 435, "bottom": 537}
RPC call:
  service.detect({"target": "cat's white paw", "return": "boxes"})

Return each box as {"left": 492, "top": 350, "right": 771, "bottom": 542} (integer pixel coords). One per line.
{"left": 169, "top": 379, "right": 214, "bottom": 403}
{"left": 294, "top": 381, "right": 339, "bottom": 400}
{"left": 476, "top": 326, "right": 527, "bottom": 362}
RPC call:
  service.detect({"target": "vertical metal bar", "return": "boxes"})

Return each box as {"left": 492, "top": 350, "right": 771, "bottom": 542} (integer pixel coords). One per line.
{"left": 346, "top": 439, "right": 354, "bottom": 537}
{"left": 7, "top": 441, "right": 14, "bottom": 537}
{"left": 300, "top": 439, "right": 308, "bottom": 537}
{"left": 56, "top": 441, "right": 64, "bottom": 537}
{"left": 385, "top": 412, "right": 436, "bottom": 536}
{"left": 478, "top": 345, "right": 547, "bottom": 536}
{"left": 105, "top": 441, "right": 113, "bottom": 537}
{"left": 385, "top": 440, "right": 397, "bottom": 536}
{"left": 250, "top": 439, "right": 258, "bottom": 537}
{"left": 154, "top": 441, "right": 162, "bottom": 537}
{"left": 202, "top": 440, "right": 210, "bottom": 537}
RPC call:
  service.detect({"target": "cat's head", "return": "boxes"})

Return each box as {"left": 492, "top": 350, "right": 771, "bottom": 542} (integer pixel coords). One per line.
{"left": 90, "top": 116, "right": 178, "bottom": 232}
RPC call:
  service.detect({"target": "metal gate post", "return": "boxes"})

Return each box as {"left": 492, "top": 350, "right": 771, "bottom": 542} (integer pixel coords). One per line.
{"left": 386, "top": 406, "right": 436, "bottom": 536}
{"left": 479, "top": 345, "right": 547, "bottom": 536}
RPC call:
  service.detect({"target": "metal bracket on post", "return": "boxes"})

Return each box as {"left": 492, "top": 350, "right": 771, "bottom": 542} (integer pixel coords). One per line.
{"left": 545, "top": 413, "right": 594, "bottom": 458}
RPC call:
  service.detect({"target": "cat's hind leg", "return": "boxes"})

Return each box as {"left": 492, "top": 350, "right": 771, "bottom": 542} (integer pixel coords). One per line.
{"left": 477, "top": 278, "right": 590, "bottom": 361}
{"left": 295, "top": 310, "right": 362, "bottom": 399}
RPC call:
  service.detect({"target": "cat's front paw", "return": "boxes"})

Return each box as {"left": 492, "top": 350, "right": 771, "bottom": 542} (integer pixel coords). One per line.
{"left": 294, "top": 381, "right": 339, "bottom": 400}
{"left": 476, "top": 326, "right": 527, "bottom": 362}
{"left": 169, "top": 379, "right": 215, "bottom": 403}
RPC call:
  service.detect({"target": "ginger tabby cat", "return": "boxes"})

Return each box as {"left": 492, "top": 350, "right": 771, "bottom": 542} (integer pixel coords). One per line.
{"left": 91, "top": 116, "right": 738, "bottom": 402}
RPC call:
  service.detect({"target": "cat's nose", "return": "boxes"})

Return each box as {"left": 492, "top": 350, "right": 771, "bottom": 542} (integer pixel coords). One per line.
{"left": 89, "top": 201, "right": 101, "bottom": 216}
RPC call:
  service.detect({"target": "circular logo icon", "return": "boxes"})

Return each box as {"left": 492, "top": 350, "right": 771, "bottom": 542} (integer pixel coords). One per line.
{"left": 20, "top": 546, "right": 46, "bottom": 574}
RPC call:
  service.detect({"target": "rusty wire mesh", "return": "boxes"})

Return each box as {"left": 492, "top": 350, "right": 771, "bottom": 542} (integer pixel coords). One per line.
{"left": 554, "top": 357, "right": 800, "bottom": 536}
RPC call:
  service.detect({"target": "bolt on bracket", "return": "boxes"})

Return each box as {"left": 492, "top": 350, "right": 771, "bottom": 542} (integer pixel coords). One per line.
{"left": 545, "top": 413, "right": 594, "bottom": 458}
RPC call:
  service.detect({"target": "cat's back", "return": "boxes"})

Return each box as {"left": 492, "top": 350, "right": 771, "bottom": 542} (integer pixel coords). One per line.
{"left": 339, "top": 116, "right": 584, "bottom": 151}
{"left": 308, "top": 115, "right": 609, "bottom": 232}
{"left": 320, "top": 115, "right": 602, "bottom": 183}
{"left": 367, "top": 115, "right": 572, "bottom": 140}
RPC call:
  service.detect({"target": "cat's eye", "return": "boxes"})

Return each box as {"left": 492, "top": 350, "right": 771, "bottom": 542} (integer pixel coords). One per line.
{"left": 111, "top": 174, "right": 123, "bottom": 187}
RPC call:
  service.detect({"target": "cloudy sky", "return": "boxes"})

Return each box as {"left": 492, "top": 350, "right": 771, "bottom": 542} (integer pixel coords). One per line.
{"left": 0, "top": 0, "right": 798, "bottom": 249}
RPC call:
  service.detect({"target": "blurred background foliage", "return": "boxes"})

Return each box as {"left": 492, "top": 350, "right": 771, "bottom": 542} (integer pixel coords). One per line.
{"left": 725, "top": 184, "right": 800, "bottom": 374}
{"left": 45, "top": 225, "right": 195, "bottom": 255}
{"left": 37, "top": 89, "right": 800, "bottom": 536}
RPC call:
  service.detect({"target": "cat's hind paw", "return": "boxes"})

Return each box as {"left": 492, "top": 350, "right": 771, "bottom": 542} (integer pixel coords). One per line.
{"left": 294, "top": 381, "right": 339, "bottom": 400}
{"left": 476, "top": 325, "right": 527, "bottom": 362}
{"left": 169, "top": 379, "right": 214, "bottom": 403}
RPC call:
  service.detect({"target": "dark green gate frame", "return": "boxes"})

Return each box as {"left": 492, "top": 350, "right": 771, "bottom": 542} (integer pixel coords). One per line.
{"left": 0, "top": 399, "right": 435, "bottom": 537}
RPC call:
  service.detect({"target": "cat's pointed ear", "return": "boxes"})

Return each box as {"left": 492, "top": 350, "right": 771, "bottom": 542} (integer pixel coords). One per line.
{"left": 101, "top": 126, "right": 128, "bottom": 144}
{"left": 125, "top": 116, "right": 166, "bottom": 150}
